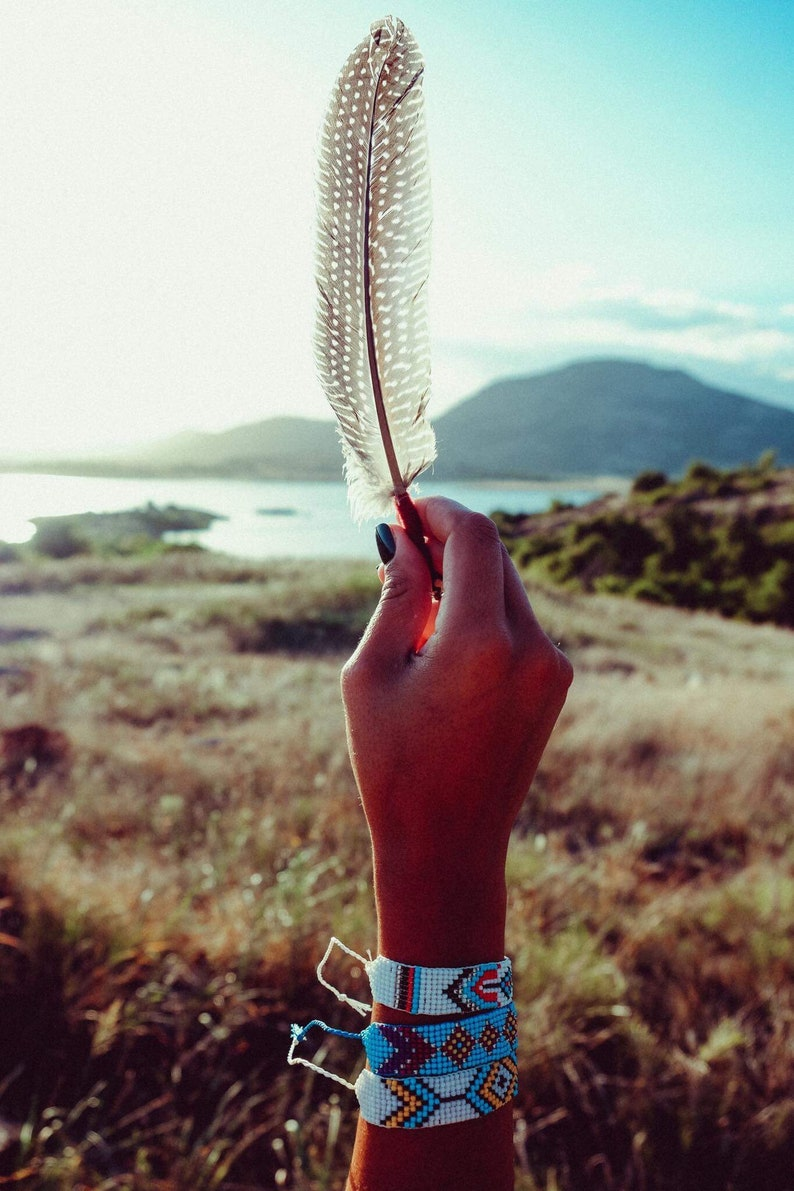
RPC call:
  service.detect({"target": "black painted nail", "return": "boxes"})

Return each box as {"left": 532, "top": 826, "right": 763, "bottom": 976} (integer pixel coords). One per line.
{"left": 375, "top": 523, "right": 396, "bottom": 564}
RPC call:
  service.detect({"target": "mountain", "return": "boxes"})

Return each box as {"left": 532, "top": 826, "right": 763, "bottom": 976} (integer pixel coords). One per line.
{"left": 110, "top": 417, "right": 342, "bottom": 480}
{"left": 431, "top": 359, "right": 794, "bottom": 480}
{"left": 7, "top": 359, "right": 794, "bottom": 481}
{"left": 7, "top": 418, "right": 343, "bottom": 481}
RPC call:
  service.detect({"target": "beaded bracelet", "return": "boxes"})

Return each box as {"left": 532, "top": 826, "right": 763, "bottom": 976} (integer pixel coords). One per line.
{"left": 290, "top": 1003, "right": 518, "bottom": 1081}
{"left": 288, "top": 937, "right": 519, "bottom": 1128}
{"left": 316, "top": 937, "right": 514, "bottom": 1017}
{"left": 367, "top": 953, "right": 514, "bottom": 1016}
{"left": 355, "top": 1054, "right": 519, "bottom": 1128}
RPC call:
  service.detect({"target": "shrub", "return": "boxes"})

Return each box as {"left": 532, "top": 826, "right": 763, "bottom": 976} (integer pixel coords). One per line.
{"left": 685, "top": 460, "right": 722, "bottom": 485}
{"left": 631, "top": 469, "right": 669, "bottom": 494}
{"left": 744, "top": 561, "right": 794, "bottom": 626}
{"left": 31, "top": 520, "right": 89, "bottom": 559}
{"left": 500, "top": 461, "right": 794, "bottom": 627}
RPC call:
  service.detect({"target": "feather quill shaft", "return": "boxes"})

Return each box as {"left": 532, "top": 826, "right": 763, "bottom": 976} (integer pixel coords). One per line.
{"left": 315, "top": 16, "right": 438, "bottom": 583}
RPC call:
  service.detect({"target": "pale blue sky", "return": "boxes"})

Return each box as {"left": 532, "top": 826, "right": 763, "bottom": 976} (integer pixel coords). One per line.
{"left": 2, "top": 0, "right": 792, "bottom": 456}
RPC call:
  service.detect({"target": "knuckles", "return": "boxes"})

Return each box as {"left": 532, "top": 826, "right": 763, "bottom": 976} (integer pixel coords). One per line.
{"left": 506, "top": 632, "right": 575, "bottom": 710}
{"left": 341, "top": 649, "right": 369, "bottom": 702}
{"left": 453, "top": 623, "right": 573, "bottom": 710}
{"left": 458, "top": 511, "right": 502, "bottom": 551}
{"left": 378, "top": 565, "right": 416, "bottom": 606}
{"left": 454, "top": 625, "right": 514, "bottom": 676}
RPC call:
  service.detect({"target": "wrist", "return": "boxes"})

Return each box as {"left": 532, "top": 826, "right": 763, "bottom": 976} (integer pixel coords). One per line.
{"left": 373, "top": 860, "right": 507, "bottom": 969}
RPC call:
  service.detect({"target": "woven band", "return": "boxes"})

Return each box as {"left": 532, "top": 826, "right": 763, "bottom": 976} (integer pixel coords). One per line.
{"left": 367, "top": 953, "right": 513, "bottom": 1015}
{"left": 292, "top": 1003, "right": 517, "bottom": 1080}
{"left": 355, "top": 1054, "right": 519, "bottom": 1128}
{"left": 366, "top": 1003, "right": 517, "bottom": 1077}
{"left": 288, "top": 938, "right": 519, "bottom": 1128}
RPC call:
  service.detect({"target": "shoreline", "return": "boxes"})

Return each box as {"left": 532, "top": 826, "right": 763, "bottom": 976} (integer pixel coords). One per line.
{"left": 460, "top": 474, "right": 630, "bottom": 494}
{"left": 1, "top": 464, "right": 628, "bottom": 491}
{"left": 0, "top": 472, "right": 620, "bottom": 557}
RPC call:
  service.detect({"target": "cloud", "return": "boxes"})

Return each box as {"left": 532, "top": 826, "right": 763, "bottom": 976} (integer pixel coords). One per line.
{"left": 434, "top": 258, "right": 794, "bottom": 392}
{"left": 583, "top": 286, "right": 758, "bottom": 332}
{"left": 544, "top": 317, "right": 792, "bottom": 366}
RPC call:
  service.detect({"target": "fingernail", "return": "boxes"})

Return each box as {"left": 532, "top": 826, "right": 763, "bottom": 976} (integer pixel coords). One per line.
{"left": 375, "top": 523, "right": 396, "bottom": 564}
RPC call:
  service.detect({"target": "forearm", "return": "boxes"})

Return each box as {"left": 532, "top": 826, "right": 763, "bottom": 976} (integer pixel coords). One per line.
{"left": 339, "top": 501, "right": 572, "bottom": 1191}
{"left": 374, "top": 857, "right": 508, "bottom": 968}
{"left": 347, "top": 1098, "right": 514, "bottom": 1191}
{"left": 346, "top": 867, "right": 515, "bottom": 1191}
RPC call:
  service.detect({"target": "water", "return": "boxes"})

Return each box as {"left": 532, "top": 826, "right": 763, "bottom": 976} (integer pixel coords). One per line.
{"left": 0, "top": 471, "right": 599, "bottom": 560}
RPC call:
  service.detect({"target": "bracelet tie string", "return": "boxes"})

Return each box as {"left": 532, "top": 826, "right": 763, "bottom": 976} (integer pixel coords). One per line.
{"left": 288, "top": 937, "right": 518, "bottom": 1127}
{"left": 315, "top": 936, "right": 372, "bottom": 1016}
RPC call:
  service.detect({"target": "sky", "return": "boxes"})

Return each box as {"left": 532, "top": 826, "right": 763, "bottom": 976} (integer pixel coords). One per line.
{"left": 2, "top": 0, "right": 793, "bottom": 457}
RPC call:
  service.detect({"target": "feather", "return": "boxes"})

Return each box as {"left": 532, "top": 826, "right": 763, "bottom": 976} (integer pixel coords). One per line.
{"left": 314, "top": 16, "right": 436, "bottom": 536}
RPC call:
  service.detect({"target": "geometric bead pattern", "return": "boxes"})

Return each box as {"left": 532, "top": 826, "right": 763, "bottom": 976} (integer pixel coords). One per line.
{"left": 362, "top": 1005, "right": 516, "bottom": 1078}
{"left": 479, "top": 1021, "right": 500, "bottom": 1053}
{"left": 367, "top": 954, "right": 513, "bottom": 1015}
{"left": 289, "top": 936, "right": 519, "bottom": 1130}
{"left": 356, "top": 1054, "right": 519, "bottom": 1129}
{"left": 441, "top": 1022, "right": 476, "bottom": 1067}
{"left": 467, "top": 1054, "right": 519, "bottom": 1115}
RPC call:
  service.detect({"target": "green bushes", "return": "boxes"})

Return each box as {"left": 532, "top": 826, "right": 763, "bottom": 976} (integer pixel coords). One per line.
{"left": 503, "top": 459, "right": 794, "bottom": 627}
{"left": 29, "top": 504, "right": 220, "bottom": 559}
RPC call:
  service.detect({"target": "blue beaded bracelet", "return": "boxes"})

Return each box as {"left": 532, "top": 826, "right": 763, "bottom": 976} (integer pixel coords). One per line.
{"left": 290, "top": 1003, "right": 518, "bottom": 1081}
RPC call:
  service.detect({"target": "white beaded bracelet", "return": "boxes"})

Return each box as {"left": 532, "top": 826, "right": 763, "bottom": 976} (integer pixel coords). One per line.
{"left": 355, "top": 1054, "right": 519, "bottom": 1128}
{"left": 367, "top": 953, "right": 514, "bottom": 1016}
{"left": 290, "top": 938, "right": 520, "bottom": 1129}
{"left": 315, "top": 937, "right": 514, "bottom": 1017}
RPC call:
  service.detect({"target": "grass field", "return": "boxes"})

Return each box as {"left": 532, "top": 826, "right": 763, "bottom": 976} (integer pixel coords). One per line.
{"left": 1, "top": 548, "right": 793, "bottom": 1189}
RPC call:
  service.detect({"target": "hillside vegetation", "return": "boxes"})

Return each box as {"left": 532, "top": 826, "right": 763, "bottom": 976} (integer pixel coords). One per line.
{"left": 21, "top": 505, "right": 223, "bottom": 560}
{"left": 0, "top": 545, "right": 793, "bottom": 1188}
{"left": 496, "top": 456, "right": 794, "bottom": 627}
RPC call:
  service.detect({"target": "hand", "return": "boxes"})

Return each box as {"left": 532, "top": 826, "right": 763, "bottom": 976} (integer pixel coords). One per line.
{"left": 342, "top": 497, "right": 573, "bottom": 965}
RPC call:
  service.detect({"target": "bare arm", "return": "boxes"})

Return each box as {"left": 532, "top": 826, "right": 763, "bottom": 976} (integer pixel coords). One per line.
{"left": 341, "top": 498, "right": 573, "bottom": 1191}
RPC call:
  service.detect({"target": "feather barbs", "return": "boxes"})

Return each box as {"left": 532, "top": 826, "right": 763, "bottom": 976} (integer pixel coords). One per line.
{"left": 314, "top": 16, "right": 436, "bottom": 523}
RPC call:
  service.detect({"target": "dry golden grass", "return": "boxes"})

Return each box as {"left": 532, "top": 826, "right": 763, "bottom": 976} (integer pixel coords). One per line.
{"left": 0, "top": 552, "right": 792, "bottom": 1188}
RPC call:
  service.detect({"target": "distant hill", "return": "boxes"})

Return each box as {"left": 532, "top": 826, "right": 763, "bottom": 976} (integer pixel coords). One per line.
{"left": 108, "top": 417, "right": 343, "bottom": 480}
{"left": 6, "top": 359, "right": 794, "bottom": 481}
{"left": 432, "top": 359, "right": 794, "bottom": 480}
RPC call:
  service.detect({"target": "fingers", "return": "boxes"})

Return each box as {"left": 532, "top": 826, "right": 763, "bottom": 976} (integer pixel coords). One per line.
{"left": 415, "top": 498, "right": 505, "bottom": 635}
{"left": 498, "top": 538, "right": 575, "bottom": 704}
{"left": 418, "top": 495, "right": 545, "bottom": 627}
{"left": 349, "top": 524, "right": 434, "bottom": 672}
{"left": 358, "top": 496, "right": 569, "bottom": 693}
{"left": 418, "top": 498, "right": 569, "bottom": 679}
{"left": 499, "top": 541, "right": 541, "bottom": 632}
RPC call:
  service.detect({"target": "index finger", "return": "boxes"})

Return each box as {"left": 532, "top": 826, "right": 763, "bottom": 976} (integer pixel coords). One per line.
{"left": 414, "top": 497, "right": 506, "bottom": 633}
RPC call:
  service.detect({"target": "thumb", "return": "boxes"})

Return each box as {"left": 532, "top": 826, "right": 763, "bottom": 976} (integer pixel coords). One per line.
{"left": 359, "top": 524, "right": 434, "bottom": 665}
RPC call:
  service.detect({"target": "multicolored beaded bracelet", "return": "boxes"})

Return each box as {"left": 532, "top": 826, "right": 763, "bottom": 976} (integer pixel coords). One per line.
{"left": 290, "top": 1003, "right": 518, "bottom": 1081}
{"left": 367, "top": 953, "right": 514, "bottom": 1016}
{"left": 355, "top": 1054, "right": 519, "bottom": 1128}
{"left": 288, "top": 937, "right": 519, "bottom": 1127}
{"left": 315, "top": 937, "right": 514, "bottom": 1017}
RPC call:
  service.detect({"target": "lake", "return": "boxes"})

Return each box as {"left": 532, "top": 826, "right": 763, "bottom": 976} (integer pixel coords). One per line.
{"left": 0, "top": 472, "right": 602, "bottom": 560}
